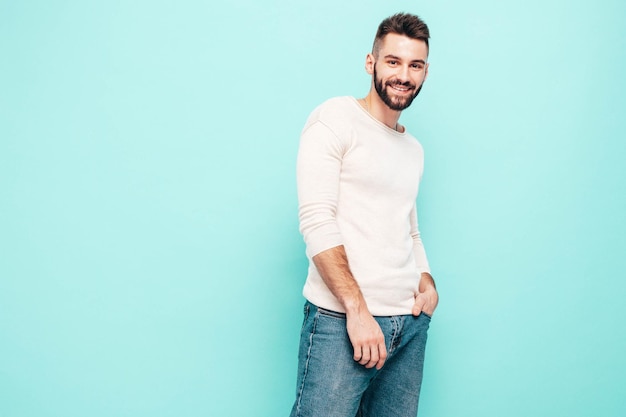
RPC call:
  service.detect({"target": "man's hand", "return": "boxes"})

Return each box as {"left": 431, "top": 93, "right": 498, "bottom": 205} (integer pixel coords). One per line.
{"left": 412, "top": 272, "right": 439, "bottom": 317}
{"left": 311, "top": 246, "right": 388, "bottom": 369}
{"left": 346, "top": 310, "right": 387, "bottom": 370}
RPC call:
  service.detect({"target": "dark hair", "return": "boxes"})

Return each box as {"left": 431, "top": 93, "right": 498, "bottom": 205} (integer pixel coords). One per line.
{"left": 372, "top": 13, "right": 430, "bottom": 56}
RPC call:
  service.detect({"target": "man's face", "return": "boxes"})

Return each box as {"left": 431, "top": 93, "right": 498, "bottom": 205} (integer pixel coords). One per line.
{"left": 369, "top": 33, "right": 429, "bottom": 111}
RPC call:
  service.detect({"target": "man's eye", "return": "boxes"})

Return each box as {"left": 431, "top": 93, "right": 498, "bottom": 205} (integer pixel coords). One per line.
{"left": 388, "top": 60, "right": 397, "bottom": 65}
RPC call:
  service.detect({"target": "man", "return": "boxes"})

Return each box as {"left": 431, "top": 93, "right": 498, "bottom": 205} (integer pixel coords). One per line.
{"left": 290, "top": 13, "right": 439, "bottom": 417}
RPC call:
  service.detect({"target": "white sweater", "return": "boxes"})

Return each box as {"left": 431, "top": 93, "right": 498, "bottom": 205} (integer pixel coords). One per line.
{"left": 297, "top": 96, "right": 430, "bottom": 316}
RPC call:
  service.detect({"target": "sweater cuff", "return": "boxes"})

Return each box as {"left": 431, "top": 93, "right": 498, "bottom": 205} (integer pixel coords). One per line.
{"left": 304, "top": 225, "right": 344, "bottom": 259}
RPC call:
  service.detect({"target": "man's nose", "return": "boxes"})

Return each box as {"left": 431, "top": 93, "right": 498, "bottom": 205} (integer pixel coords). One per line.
{"left": 396, "top": 65, "right": 410, "bottom": 82}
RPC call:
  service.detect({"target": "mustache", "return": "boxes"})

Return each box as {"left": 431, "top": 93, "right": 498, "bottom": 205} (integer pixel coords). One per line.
{"left": 386, "top": 79, "right": 416, "bottom": 89}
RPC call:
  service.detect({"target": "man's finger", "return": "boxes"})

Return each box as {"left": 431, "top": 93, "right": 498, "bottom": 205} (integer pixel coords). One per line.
{"left": 412, "top": 297, "right": 425, "bottom": 316}
{"left": 365, "top": 347, "right": 379, "bottom": 368}
{"left": 359, "top": 346, "right": 371, "bottom": 365}
{"left": 375, "top": 342, "right": 388, "bottom": 369}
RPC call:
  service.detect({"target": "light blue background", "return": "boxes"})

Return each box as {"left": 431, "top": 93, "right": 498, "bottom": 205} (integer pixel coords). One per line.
{"left": 2, "top": 1, "right": 625, "bottom": 416}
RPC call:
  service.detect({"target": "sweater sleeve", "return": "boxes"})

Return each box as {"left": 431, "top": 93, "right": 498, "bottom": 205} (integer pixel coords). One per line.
{"left": 410, "top": 203, "right": 431, "bottom": 274}
{"left": 297, "top": 121, "right": 346, "bottom": 258}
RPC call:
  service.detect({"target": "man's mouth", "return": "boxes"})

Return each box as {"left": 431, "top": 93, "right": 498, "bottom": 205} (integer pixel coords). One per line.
{"left": 388, "top": 83, "right": 415, "bottom": 93}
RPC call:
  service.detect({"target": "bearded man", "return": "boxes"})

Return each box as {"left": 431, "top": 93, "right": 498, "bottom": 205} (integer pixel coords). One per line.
{"left": 290, "top": 12, "right": 439, "bottom": 417}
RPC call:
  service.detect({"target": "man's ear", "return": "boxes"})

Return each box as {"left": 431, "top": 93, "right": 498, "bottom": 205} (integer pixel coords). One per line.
{"left": 365, "top": 53, "right": 375, "bottom": 75}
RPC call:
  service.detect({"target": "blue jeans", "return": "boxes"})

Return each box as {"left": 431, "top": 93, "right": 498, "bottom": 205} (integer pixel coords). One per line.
{"left": 290, "top": 301, "right": 431, "bottom": 417}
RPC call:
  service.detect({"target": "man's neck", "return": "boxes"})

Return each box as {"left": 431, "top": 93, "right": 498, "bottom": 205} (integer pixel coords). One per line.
{"left": 362, "top": 92, "right": 402, "bottom": 132}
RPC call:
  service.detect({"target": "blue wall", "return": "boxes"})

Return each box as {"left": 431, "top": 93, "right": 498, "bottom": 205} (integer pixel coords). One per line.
{"left": 2, "top": 1, "right": 625, "bottom": 416}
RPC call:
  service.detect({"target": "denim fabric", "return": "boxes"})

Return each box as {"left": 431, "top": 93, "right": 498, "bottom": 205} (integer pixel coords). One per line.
{"left": 290, "top": 301, "right": 431, "bottom": 417}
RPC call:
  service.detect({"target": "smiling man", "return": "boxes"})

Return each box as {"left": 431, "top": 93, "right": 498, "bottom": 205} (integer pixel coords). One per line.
{"left": 289, "top": 13, "right": 439, "bottom": 417}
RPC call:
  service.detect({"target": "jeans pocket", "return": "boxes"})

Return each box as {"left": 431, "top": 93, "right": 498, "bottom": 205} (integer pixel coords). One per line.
{"left": 300, "top": 303, "right": 311, "bottom": 332}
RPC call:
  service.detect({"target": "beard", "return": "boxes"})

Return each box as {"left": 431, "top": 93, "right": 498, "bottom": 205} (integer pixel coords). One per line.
{"left": 373, "top": 65, "right": 424, "bottom": 111}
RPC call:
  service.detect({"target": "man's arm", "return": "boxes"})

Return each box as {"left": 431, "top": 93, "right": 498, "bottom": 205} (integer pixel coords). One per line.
{"left": 297, "top": 119, "right": 386, "bottom": 369}
{"left": 312, "top": 245, "right": 388, "bottom": 370}
{"left": 409, "top": 203, "right": 439, "bottom": 316}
